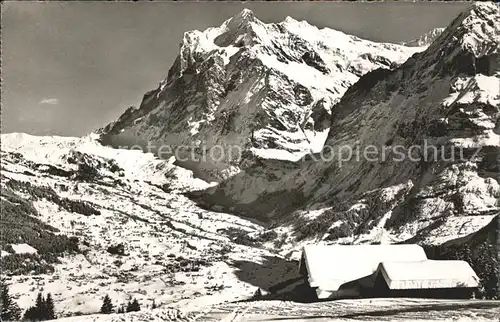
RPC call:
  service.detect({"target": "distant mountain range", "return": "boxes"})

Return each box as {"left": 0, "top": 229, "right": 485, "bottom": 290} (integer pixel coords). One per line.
{"left": 400, "top": 27, "right": 446, "bottom": 47}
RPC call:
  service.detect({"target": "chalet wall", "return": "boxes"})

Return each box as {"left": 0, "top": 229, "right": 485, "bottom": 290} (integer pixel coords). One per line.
{"left": 368, "top": 272, "right": 476, "bottom": 299}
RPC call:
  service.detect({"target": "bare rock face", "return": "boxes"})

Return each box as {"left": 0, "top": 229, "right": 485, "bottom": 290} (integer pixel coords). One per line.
{"left": 203, "top": 3, "right": 500, "bottom": 244}
{"left": 100, "top": 9, "right": 421, "bottom": 182}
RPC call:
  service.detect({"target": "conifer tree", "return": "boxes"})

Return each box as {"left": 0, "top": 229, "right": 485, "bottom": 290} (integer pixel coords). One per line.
{"left": 126, "top": 298, "right": 140, "bottom": 312}
{"left": 23, "top": 292, "right": 46, "bottom": 321}
{"left": 23, "top": 306, "right": 39, "bottom": 321}
{"left": 1, "top": 283, "right": 21, "bottom": 321}
{"left": 36, "top": 292, "right": 46, "bottom": 320}
{"left": 45, "top": 293, "right": 55, "bottom": 320}
{"left": 100, "top": 295, "right": 114, "bottom": 314}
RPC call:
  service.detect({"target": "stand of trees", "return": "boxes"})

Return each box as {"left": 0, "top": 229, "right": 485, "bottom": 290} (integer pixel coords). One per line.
{"left": 116, "top": 298, "right": 141, "bottom": 313}
{"left": 101, "top": 294, "right": 141, "bottom": 314}
{"left": 1, "top": 283, "right": 22, "bottom": 321}
{"left": 125, "top": 298, "right": 140, "bottom": 313}
{"left": 2, "top": 283, "right": 57, "bottom": 321}
{"left": 4, "top": 287, "right": 146, "bottom": 321}
{"left": 452, "top": 243, "right": 498, "bottom": 299}
{"left": 23, "top": 292, "right": 55, "bottom": 321}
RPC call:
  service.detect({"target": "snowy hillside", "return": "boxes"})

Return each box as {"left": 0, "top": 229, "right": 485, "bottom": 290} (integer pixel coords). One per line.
{"left": 0, "top": 133, "right": 298, "bottom": 318}
{"left": 100, "top": 9, "right": 423, "bottom": 181}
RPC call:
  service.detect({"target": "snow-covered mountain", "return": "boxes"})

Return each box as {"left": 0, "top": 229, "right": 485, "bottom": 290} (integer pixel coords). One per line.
{"left": 1, "top": 3, "right": 499, "bottom": 320}
{"left": 401, "top": 27, "right": 445, "bottom": 47}
{"left": 201, "top": 2, "right": 500, "bottom": 243}
{"left": 100, "top": 9, "right": 423, "bottom": 181}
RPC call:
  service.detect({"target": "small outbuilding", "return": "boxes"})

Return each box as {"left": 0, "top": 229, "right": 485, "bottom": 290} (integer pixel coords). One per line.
{"left": 299, "top": 244, "right": 480, "bottom": 300}
{"left": 371, "top": 260, "right": 479, "bottom": 298}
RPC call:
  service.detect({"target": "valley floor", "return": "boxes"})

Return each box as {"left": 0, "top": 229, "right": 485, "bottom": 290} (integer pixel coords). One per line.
{"left": 2, "top": 134, "right": 498, "bottom": 321}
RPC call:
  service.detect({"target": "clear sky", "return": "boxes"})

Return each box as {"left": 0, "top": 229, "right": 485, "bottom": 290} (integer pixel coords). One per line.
{"left": 2, "top": 1, "right": 470, "bottom": 136}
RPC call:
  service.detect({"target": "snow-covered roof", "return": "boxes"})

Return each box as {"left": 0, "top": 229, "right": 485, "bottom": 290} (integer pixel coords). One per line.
{"left": 10, "top": 243, "right": 38, "bottom": 255}
{"left": 375, "top": 260, "right": 479, "bottom": 290}
{"left": 300, "top": 244, "right": 427, "bottom": 291}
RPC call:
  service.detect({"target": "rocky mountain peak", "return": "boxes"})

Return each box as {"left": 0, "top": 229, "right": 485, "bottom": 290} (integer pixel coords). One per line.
{"left": 213, "top": 9, "right": 264, "bottom": 48}
{"left": 100, "top": 10, "right": 425, "bottom": 181}
{"left": 202, "top": 3, "right": 499, "bottom": 247}
{"left": 422, "top": 2, "right": 499, "bottom": 76}
{"left": 397, "top": 2, "right": 498, "bottom": 52}
{"left": 229, "top": 8, "right": 257, "bottom": 26}
{"left": 453, "top": 2, "right": 499, "bottom": 55}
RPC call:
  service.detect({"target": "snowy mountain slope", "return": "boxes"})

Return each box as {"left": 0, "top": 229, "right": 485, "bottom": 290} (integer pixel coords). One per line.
{"left": 0, "top": 133, "right": 298, "bottom": 318}
{"left": 0, "top": 132, "right": 212, "bottom": 191}
{"left": 201, "top": 2, "right": 500, "bottom": 246}
{"left": 99, "top": 9, "right": 423, "bottom": 181}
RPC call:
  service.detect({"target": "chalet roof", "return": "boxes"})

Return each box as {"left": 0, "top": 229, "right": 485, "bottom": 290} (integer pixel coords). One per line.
{"left": 375, "top": 260, "right": 480, "bottom": 290}
{"left": 300, "top": 244, "right": 428, "bottom": 292}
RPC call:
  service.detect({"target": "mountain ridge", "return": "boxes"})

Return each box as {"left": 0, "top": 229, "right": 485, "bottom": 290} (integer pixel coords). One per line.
{"left": 99, "top": 8, "right": 423, "bottom": 181}
{"left": 200, "top": 2, "right": 500, "bottom": 244}
{"left": 400, "top": 27, "right": 445, "bottom": 47}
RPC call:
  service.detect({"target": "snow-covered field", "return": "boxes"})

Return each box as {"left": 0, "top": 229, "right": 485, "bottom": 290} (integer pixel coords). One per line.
{"left": 198, "top": 298, "right": 500, "bottom": 321}
{"left": 52, "top": 298, "right": 500, "bottom": 321}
